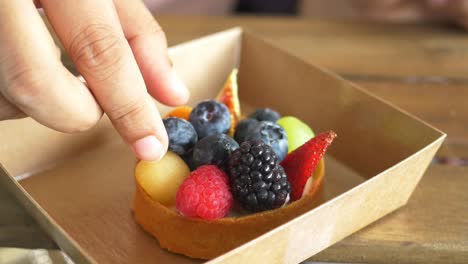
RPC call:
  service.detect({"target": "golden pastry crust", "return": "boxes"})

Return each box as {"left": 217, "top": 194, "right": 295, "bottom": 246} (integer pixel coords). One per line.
{"left": 133, "top": 159, "right": 325, "bottom": 260}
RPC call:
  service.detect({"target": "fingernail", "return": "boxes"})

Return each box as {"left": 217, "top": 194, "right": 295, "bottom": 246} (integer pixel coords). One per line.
{"left": 171, "top": 69, "right": 190, "bottom": 102}
{"left": 132, "top": 136, "right": 164, "bottom": 161}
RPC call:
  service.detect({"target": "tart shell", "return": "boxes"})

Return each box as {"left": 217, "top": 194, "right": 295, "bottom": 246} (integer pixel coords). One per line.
{"left": 133, "top": 159, "right": 325, "bottom": 260}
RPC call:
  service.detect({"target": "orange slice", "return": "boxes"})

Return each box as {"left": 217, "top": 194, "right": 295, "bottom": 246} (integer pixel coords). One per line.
{"left": 164, "top": 106, "right": 192, "bottom": 121}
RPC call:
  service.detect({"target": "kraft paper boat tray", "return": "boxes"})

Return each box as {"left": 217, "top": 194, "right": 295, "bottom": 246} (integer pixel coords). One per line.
{"left": 0, "top": 28, "right": 445, "bottom": 264}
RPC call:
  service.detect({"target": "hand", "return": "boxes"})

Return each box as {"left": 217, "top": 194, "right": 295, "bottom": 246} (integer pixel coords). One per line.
{"left": 0, "top": 0, "right": 189, "bottom": 161}
{"left": 427, "top": 0, "right": 468, "bottom": 28}
{"left": 353, "top": 0, "right": 468, "bottom": 29}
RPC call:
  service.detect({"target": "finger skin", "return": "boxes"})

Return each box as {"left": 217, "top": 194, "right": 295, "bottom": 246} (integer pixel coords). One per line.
{"left": 0, "top": 0, "right": 102, "bottom": 132}
{"left": 114, "top": 0, "right": 190, "bottom": 106}
{"left": 0, "top": 95, "right": 25, "bottom": 120}
{"left": 353, "top": 0, "right": 442, "bottom": 22}
{"left": 354, "top": 0, "right": 468, "bottom": 25}
{"left": 427, "top": 0, "right": 468, "bottom": 28}
{"left": 41, "top": 0, "right": 167, "bottom": 160}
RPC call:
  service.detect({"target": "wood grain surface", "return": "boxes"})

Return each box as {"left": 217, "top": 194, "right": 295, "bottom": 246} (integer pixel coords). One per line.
{"left": 313, "top": 164, "right": 468, "bottom": 264}
{"left": 1, "top": 16, "right": 467, "bottom": 263}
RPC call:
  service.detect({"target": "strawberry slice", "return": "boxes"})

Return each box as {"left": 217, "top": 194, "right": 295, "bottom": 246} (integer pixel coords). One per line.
{"left": 281, "top": 131, "right": 337, "bottom": 201}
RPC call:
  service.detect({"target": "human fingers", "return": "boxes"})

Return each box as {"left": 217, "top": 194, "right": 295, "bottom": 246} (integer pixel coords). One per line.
{"left": 427, "top": 0, "right": 468, "bottom": 28}
{"left": 41, "top": 0, "right": 167, "bottom": 160}
{"left": 352, "top": 0, "right": 432, "bottom": 22}
{"left": 0, "top": 95, "right": 25, "bottom": 120}
{"left": 0, "top": 0, "right": 102, "bottom": 132}
{"left": 114, "top": 0, "right": 189, "bottom": 107}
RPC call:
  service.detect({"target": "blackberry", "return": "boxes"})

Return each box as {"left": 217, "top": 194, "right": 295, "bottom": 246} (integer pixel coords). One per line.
{"left": 227, "top": 140, "right": 291, "bottom": 212}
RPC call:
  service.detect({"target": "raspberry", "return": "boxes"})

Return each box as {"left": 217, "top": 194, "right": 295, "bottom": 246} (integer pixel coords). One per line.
{"left": 176, "top": 165, "right": 233, "bottom": 220}
{"left": 228, "top": 140, "right": 291, "bottom": 212}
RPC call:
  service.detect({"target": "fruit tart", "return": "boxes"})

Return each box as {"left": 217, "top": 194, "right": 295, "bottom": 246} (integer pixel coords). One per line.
{"left": 133, "top": 69, "right": 337, "bottom": 259}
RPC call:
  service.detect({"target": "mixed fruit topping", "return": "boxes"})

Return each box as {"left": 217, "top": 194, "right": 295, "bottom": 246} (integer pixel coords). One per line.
{"left": 135, "top": 69, "right": 336, "bottom": 220}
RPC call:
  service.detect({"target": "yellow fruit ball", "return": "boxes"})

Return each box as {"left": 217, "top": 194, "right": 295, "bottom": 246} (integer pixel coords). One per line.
{"left": 135, "top": 152, "right": 190, "bottom": 206}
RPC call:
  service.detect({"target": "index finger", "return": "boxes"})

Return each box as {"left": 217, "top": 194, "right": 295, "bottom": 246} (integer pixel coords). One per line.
{"left": 41, "top": 0, "right": 167, "bottom": 161}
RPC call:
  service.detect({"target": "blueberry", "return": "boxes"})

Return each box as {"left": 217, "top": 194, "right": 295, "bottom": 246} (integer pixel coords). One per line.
{"left": 244, "top": 121, "right": 288, "bottom": 162}
{"left": 181, "top": 152, "right": 197, "bottom": 171}
{"left": 249, "top": 108, "right": 281, "bottom": 122}
{"left": 193, "top": 134, "right": 239, "bottom": 168}
{"left": 189, "top": 100, "right": 231, "bottom": 139}
{"left": 234, "top": 118, "right": 259, "bottom": 144}
{"left": 163, "top": 117, "right": 198, "bottom": 156}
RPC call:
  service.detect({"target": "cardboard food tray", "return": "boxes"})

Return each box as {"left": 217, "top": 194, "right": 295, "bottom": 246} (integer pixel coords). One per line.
{"left": 0, "top": 28, "right": 445, "bottom": 264}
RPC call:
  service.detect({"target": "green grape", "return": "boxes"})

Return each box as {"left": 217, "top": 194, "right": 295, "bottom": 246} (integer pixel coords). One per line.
{"left": 277, "top": 116, "right": 315, "bottom": 153}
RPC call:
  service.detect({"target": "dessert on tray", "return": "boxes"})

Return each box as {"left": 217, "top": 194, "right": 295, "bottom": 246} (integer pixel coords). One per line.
{"left": 133, "top": 69, "right": 337, "bottom": 259}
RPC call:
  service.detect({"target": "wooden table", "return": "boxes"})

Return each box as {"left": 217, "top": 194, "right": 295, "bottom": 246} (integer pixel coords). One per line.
{"left": 1, "top": 16, "right": 468, "bottom": 264}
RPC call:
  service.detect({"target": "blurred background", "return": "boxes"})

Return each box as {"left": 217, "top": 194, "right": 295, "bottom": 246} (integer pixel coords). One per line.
{"left": 144, "top": 0, "right": 465, "bottom": 27}
{"left": 2, "top": 1, "right": 467, "bottom": 264}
